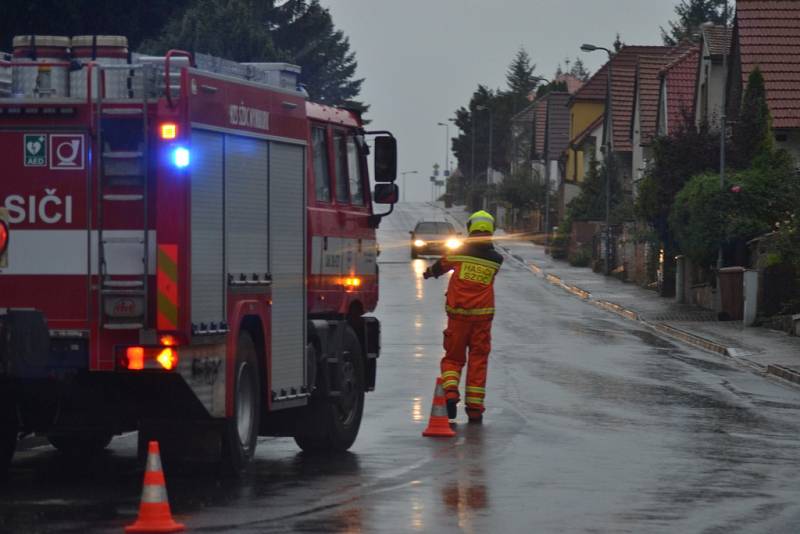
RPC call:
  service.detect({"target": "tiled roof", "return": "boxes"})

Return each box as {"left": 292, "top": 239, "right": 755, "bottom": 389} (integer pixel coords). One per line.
{"left": 735, "top": 0, "right": 800, "bottom": 129}
{"left": 701, "top": 24, "right": 732, "bottom": 56}
{"left": 534, "top": 99, "right": 548, "bottom": 156}
{"left": 546, "top": 92, "right": 572, "bottom": 159}
{"left": 571, "top": 62, "right": 608, "bottom": 102}
{"left": 607, "top": 46, "right": 673, "bottom": 151}
{"left": 659, "top": 45, "right": 701, "bottom": 136}
{"left": 636, "top": 43, "right": 697, "bottom": 145}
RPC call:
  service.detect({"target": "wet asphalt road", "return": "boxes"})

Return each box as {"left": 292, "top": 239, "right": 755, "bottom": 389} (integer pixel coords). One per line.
{"left": 3, "top": 202, "right": 800, "bottom": 533}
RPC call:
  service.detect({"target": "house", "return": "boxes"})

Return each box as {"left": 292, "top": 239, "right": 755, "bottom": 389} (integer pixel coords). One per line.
{"left": 694, "top": 23, "right": 732, "bottom": 129}
{"left": 728, "top": 0, "right": 800, "bottom": 167}
{"left": 509, "top": 75, "right": 580, "bottom": 230}
{"left": 631, "top": 44, "right": 698, "bottom": 192}
{"left": 563, "top": 66, "right": 607, "bottom": 216}
{"left": 656, "top": 45, "right": 701, "bottom": 138}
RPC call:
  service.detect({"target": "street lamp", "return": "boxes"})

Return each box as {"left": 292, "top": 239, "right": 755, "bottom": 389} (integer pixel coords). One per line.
{"left": 475, "top": 105, "right": 493, "bottom": 210}
{"left": 437, "top": 121, "right": 454, "bottom": 201}
{"left": 400, "top": 170, "right": 418, "bottom": 202}
{"left": 581, "top": 43, "right": 614, "bottom": 275}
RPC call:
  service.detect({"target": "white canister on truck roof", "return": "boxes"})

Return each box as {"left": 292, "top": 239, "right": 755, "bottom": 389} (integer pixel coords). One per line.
{"left": 12, "top": 35, "right": 70, "bottom": 98}
{"left": 69, "top": 35, "right": 130, "bottom": 99}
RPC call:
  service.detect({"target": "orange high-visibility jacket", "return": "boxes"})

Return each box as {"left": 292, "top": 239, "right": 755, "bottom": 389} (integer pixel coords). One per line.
{"left": 429, "top": 241, "right": 503, "bottom": 321}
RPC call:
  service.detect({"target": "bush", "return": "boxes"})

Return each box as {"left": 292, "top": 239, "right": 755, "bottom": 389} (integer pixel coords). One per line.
{"left": 569, "top": 246, "right": 592, "bottom": 267}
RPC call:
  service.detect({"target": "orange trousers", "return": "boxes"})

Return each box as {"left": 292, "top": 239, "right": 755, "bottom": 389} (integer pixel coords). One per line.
{"left": 440, "top": 317, "right": 492, "bottom": 416}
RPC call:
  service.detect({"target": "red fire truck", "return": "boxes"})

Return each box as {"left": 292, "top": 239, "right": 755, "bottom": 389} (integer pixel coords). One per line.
{"left": 0, "top": 35, "right": 398, "bottom": 473}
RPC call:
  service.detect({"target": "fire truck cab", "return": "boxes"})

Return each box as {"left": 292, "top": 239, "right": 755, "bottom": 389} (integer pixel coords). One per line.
{"left": 0, "top": 35, "right": 398, "bottom": 473}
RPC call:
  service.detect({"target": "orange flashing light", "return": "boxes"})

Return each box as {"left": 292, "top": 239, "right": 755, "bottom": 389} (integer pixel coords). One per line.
{"left": 156, "top": 347, "right": 178, "bottom": 370}
{"left": 159, "top": 335, "right": 178, "bottom": 347}
{"left": 342, "top": 276, "right": 362, "bottom": 289}
{"left": 160, "top": 122, "right": 178, "bottom": 140}
{"left": 126, "top": 346, "right": 145, "bottom": 370}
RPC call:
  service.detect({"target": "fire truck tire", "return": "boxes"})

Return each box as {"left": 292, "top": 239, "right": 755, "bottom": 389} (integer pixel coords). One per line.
{"left": 47, "top": 433, "right": 113, "bottom": 456}
{"left": 294, "top": 325, "right": 364, "bottom": 453}
{"left": 223, "top": 331, "right": 261, "bottom": 472}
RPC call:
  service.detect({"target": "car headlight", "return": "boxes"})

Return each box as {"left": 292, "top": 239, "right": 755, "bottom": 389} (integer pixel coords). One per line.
{"left": 414, "top": 239, "right": 426, "bottom": 247}
{"left": 445, "top": 238, "right": 462, "bottom": 250}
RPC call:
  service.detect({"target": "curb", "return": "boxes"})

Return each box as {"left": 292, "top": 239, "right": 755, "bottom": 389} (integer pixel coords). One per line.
{"left": 652, "top": 323, "right": 728, "bottom": 356}
{"left": 766, "top": 364, "right": 800, "bottom": 385}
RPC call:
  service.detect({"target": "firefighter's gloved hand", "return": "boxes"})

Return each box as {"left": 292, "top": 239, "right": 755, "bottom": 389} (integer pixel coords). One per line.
{"left": 423, "top": 268, "right": 434, "bottom": 279}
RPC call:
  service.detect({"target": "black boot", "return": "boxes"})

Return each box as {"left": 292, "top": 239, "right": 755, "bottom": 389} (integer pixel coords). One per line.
{"left": 446, "top": 398, "right": 458, "bottom": 420}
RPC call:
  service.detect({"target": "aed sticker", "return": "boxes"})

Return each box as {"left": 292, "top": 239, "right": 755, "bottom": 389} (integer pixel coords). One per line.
{"left": 23, "top": 134, "right": 47, "bottom": 167}
{"left": 459, "top": 262, "right": 495, "bottom": 285}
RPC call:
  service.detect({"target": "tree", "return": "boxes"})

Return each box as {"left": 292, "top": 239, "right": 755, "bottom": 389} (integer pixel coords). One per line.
{"left": 143, "top": 0, "right": 364, "bottom": 106}
{"left": 661, "top": 0, "right": 729, "bottom": 46}
{"left": 0, "top": 0, "right": 194, "bottom": 50}
{"left": 270, "top": 0, "right": 364, "bottom": 106}
{"left": 569, "top": 58, "right": 591, "bottom": 82}
{"left": 497, "top": 169, "right": 546, "bottom": 214}
{"left": 670, "top": 157, "right": 798, "bottom": 267}
{"left": 566, "top": 154, "right": 624, "bottom": 223}
{"left": 141, "top": 0, "right": 277, "bottom": 63}
{"left": 505, "top": 47, "right": 539, "bottom": 113}
{"left": 731, "top": 67, "right": 773, "bottom": 169}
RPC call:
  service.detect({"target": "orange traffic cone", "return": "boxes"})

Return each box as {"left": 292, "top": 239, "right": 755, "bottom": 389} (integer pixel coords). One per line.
{"left": 422, "top": 377, "right": 456, "bottom": 438}
{"left": 125, "top": 441, "right": 185, "bottom": 533}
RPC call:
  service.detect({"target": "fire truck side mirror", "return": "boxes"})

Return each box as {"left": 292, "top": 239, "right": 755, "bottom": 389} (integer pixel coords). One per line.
{"left": 373, "top": 136, "right": 397, "bottom": 182}
{"left": 373, "top": 183, "right": 399, "bottom": 205}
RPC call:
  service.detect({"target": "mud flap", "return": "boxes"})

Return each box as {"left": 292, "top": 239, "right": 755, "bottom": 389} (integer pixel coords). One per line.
{"left": 0, "top": 309, "right": 50, "bottom": 377}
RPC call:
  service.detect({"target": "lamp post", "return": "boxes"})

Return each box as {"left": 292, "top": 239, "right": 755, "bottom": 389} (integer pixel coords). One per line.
{"left": 437, "top": 120, "right": 455, "bottom": 201}
{"left": 581, "top": 43, "right": 614, "bottom": 275}
{"left": 717, "top": 1, "right": 729, "bottom": 297}
{"left": 400, "top": 170, "right": 418, "bottom": 202}
{"left": 476, "top": 105, "right": 493, "bottom": 210}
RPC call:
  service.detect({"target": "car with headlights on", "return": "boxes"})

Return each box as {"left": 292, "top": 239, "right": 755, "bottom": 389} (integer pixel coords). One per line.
{"left": 409, "top": 221, "right": 462, "bottom": 259}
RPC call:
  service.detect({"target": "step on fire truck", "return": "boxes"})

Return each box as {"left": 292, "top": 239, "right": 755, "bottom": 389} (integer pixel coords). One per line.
{"left": 0, "top": 35, "right": 398, "bottom": 473}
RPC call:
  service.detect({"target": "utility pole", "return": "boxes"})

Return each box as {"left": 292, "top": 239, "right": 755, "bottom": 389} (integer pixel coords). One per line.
{"left": 716, "top": 0, "right": 729, "bottom": 310}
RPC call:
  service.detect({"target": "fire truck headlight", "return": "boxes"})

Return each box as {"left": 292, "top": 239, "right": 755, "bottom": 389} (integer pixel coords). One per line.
{"left": 172, "top": 147, "right": 190, "bottom": 168}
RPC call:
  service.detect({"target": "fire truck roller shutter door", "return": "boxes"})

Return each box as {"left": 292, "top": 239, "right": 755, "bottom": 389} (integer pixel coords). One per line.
{"left": 269, "top": 141, "right": 307, "bottom": 399}
{"left": 190, "top": 130, "right": 226, "bottom": 330}
{"left": 224, "top": 135, "right": 269, "bottom": 280}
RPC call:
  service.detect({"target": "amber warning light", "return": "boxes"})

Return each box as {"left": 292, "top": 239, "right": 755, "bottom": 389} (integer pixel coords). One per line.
{"left": 122, "top": 345, "right": 179, "bottom": 371}
{"left": 160, "top": 122, "right": 178, "bottom": 140}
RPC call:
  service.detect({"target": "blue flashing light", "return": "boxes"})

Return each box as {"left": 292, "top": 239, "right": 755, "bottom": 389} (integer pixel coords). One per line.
{"left": 172, "top": 147, "right": 190, "bottom": 168}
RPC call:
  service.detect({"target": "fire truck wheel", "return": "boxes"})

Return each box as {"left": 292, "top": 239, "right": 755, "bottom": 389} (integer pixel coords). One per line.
{"left": 294, "top": 325, "right": 364, "bottom": 453}
{"left": 47, "top": 433, "right": 113, "bottom": 456}
{"left": 223, "top": 331, "right": 261, "bottom": 472}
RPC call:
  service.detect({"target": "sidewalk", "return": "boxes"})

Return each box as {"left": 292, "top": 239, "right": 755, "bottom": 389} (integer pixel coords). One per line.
{"left": 437, "top": 203, "right": 800, "bottom": 387}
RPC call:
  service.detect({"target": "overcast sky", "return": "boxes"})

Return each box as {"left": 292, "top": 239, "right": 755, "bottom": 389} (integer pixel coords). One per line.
{"left": 319, "top": 0, "right": 679, "bottom": 202}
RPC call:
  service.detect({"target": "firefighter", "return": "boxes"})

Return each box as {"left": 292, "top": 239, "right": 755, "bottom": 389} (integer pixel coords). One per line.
{"left": 423, "top": 210, "right": 503, "bottom": 423}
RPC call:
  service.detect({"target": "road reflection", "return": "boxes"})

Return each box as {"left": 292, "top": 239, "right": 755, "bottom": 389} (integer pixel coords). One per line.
{"left": 439, "top": 425, "right": 489, "bottom": 532}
